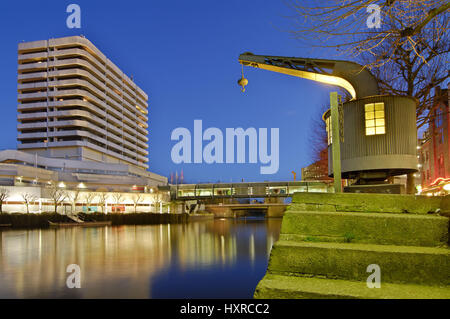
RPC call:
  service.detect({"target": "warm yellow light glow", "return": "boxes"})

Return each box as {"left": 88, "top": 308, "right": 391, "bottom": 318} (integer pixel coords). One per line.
{"left": 239, "top": 59, "right": 357, "bottom": 99}
{"left": 365, "top": 102, "right": 385, "bottom": 136}
{"left": 325, "top": 116, "right": 332, "bottom": 145}
{"left": 136, "top": 105, "right": 148, "bottom": 115}
{"left": 416, "top": 185, "right": 422, "bottom": 194}
{"left": 58, "top": 182, "right": 66, "bottom": 188}
{"left": 443, "top": 184, "right": 450, "bottom": 192}
{"left": 77, "top": 183, "right": 86, "bottom": 189}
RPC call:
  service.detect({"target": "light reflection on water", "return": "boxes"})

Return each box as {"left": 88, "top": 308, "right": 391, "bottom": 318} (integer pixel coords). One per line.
{"left": 0, "top": 218, "right": 281, "bottom": 298}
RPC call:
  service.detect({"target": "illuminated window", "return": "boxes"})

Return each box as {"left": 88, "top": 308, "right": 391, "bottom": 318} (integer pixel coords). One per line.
{"left": 365, "top": 102, "right": 385, "bottom": 135}
{"left": 326, "top": 116, "right": 332, "bottom": 145}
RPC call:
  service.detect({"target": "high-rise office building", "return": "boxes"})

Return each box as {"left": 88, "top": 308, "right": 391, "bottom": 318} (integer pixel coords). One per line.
{"left": 0, "top": 36, "right": 167, "bottom": 190}
{"left": 17, "top": 36, "right": 149, "bottom": 170}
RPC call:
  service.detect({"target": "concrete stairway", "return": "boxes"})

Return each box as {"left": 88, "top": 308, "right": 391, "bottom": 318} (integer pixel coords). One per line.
{"left": 254, "top": 193, "right": 450, "bottom": 299}
{"left": 66, "top": 213, "right": 84, "bottom": 223}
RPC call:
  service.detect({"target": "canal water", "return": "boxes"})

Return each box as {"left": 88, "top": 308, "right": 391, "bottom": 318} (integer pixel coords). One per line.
{"left": 0, "top": 218, "right": 282, "bottom": 298}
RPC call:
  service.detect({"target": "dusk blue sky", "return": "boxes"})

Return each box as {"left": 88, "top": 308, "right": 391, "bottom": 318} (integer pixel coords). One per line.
{"left": 0, "top": 0, "right": 345, "bottom": 183}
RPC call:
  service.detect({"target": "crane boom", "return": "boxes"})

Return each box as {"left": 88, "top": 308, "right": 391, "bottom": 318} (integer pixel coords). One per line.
{"left": 238, "top": 53, "right": 379, "bottom": 99}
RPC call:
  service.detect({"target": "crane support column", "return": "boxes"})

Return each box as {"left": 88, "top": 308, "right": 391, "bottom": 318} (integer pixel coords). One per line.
{"left": 330, "top": 92, "right": 342, "bottom": 193}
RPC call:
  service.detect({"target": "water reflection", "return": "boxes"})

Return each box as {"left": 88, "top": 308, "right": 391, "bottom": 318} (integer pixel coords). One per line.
{"left": 0, "top": 218, "right": 281, "bottom": 298}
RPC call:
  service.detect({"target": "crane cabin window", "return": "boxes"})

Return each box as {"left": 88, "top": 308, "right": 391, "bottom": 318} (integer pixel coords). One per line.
{"left": 365, "top": 102, "right": 385, "bottom": 135}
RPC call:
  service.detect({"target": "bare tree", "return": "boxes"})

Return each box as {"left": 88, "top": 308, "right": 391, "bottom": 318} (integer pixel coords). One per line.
{"left": 68, "top": 190, "right": 80, "bottom": 214}
{"left": 82, "top": 192, "right": 98, "bottom": 213}
{"left": 0, "top": 187, "right": 9, "bottom": 214}
{"left": 48, "top": 186, "right": 67, "bottom": 214}
{"left": 153, "top": 192, "right": 166, "bottom": 213}
{"left": 131, "top": 193, "right": 143, "bottom": 213}
{"left": 21, "top": 193, "right": 37, "bottom": 214}
{"left": 306, "top": 100, "right": 333, "bottom": 181}
{"left": 111, "top": 193, "right": 124, "bottom": 213}
{"left": 290, "top": 1, "right": 449, "bottom": 68}
{"left": 308, "top": 100, "right": 329, "bottom": 163}
{"left": 361, "top": 27, "right": 449, "bottom": 128}
{"left": 98, "top": 192, "right": 109, "bottom": 214}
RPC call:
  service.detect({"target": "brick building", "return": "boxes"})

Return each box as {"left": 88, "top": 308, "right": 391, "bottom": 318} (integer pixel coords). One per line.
{"left": 301, "top": 149, "right": 333, "bottom": 182}
{"left": 419, "top": 85, "right": 450, "bottom": 194}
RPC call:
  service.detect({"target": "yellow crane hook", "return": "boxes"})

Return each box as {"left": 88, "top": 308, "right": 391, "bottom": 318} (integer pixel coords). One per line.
{"left": 237, "top": 64, "right": 248, "bottom": 92}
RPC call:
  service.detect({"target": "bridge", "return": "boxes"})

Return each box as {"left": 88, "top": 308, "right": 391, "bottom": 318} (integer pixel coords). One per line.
{"left": 159, "top": 181, "right": 332, "bottom": 201}
{"left": 205, "top": 203, "right": 288, "bottom": 218}
{"left": 159, "top": 181, "right": 332, "bottom": 217}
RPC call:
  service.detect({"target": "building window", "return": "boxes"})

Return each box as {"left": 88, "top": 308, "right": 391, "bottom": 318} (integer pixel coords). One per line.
{"left": 365, "top": 102, "right": 385, "bottom": 135}
{"left": 439, "top": 154, "right": 445, "bottom": 176}
{"left": 435, "top": 109, "right": 444, "bottom": 144}
{"left": 435, "top": 109, "right": 443, "bottom": 128}
{"left": 326, "top": 116, "right": 332, "bottom": 145}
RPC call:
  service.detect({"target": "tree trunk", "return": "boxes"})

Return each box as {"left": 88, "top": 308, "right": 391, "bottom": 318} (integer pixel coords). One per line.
{"left": 406, "top": 172, "right": 416, "bottom": 194}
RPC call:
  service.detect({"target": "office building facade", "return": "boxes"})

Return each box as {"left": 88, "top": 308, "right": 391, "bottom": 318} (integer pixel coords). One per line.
{"left": 0, "top": 36, "right": 167, "bottom": 193}
{"left": 17, "top": 36, "right": 149, "bottom": 170}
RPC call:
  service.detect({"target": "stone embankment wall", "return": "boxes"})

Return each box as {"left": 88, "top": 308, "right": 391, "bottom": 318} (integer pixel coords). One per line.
{"left": 254, "top": 193, "right": 450, "bottom": 299}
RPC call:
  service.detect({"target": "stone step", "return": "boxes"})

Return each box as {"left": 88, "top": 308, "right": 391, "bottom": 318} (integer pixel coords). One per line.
{"left": 290, "top": 193, "right": 442, "bottom": 214}
{"left": 254, "top": 274, "right": 450, "bottom": 299}
{"left": 281, "top": 211, "right": 449, "bottom": 247}
{"left": 268, "top": 241, "right": 450, "bottom": 286}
